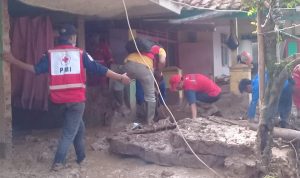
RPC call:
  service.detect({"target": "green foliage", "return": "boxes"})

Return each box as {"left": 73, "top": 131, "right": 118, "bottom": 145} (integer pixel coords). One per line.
{"left": 241, "top": 0, "right": 263, "bottom": 11}
{"left": 247, "top": 7, "right": 257, "bottom": 16}
{"left": 282, "top": 0, "right": 300, "bottom": 8}
{"left": 263, "top": 175, "right": 277, "bottom": 178}
{"left": 242, "top": 0, "right": 300, "bottom": 12}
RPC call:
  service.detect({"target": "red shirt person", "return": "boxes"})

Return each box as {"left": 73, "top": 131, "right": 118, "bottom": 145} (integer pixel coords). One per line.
{"left": 169, "top": 74, "right": 221, "bottom": 119}
{"left": 292, "top": 64, "right": 300, "bottom": 118}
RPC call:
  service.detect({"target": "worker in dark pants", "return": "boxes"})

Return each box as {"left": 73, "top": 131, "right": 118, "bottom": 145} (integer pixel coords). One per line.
{"left": 136, "top": 73, "right": 166, "bottom": 122}
{"left": 169, "top": 73, "right": 221, "bottom": 119}
{"left": 2, "top": 24, "right": 131, "bottom": 171}
{"left": 124, "top": 38, "right": 166, "bottom": 125}
{"left": 239, "top": 74, "right": 293, "bottom": 128}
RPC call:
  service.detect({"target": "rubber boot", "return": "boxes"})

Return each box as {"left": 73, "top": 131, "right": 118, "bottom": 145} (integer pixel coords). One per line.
{"left": 145, "top": 101, "right": 156, "bottom": 125}
{"left": 279, "top": 120, "right": 287, "bottom": 128}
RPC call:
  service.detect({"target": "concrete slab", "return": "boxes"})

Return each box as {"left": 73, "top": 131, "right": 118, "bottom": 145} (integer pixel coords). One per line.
{"left": 170, "top": 118, "right": 256, "bottom": 157}
{"left": 108, "top": 118, "right": 256, "bottom": 169}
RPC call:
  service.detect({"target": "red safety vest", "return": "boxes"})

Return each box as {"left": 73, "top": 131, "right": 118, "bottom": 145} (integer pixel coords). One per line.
{"left": 48, "top": 45, "right": 86, "bottom": 103}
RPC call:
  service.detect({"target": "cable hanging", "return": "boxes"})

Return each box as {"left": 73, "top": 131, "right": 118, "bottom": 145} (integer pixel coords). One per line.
{"left": 121, "top": 0, "right": 223, "bottom": 177}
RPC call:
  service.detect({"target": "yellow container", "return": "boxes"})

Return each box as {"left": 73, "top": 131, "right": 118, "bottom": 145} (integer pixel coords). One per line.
{"left": 230, "top": 64, "right": 252, "bottom": 95}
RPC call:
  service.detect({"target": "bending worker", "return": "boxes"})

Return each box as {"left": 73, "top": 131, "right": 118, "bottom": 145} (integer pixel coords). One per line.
{"left": 169, "top": 73, "right": 222, "bottom": 119}
{"left": 239, "top": 74, "right": 293, "bottom": 128}
{"left": 124, "top": 38, "right": 166, "bottom": 125}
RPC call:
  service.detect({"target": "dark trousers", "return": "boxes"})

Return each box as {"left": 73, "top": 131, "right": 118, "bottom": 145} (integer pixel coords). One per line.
{"left": 278, "top": 82, "right": 293, "bottom": 128}
{"left": 53, "top": 102, "right": 86, "bottom": 164}
{"left": 196, "top": 92, "right": 221, "bottom": 103}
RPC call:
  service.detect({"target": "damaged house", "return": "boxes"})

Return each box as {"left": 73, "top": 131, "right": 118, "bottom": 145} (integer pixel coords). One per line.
{"left": 1, "top": 0, "right": 300, "bottom": 177}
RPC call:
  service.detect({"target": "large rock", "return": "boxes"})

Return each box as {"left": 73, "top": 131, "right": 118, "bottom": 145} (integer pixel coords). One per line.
{"left": 107, "top": 118, "right": 299, "bottom": 177}
{"left": 108, "top": 118, "right": 256, "bottom": 169}
{"left": 108, "top": 131, "right": 224, "bottom": 169}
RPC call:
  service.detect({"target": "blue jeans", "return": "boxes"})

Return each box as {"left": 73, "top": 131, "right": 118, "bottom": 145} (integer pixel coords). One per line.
{"left": 278, "top": 81, "right": 293, "bottom": 128}
{"left": 53, "top": 102, "right": 86, "bottom": 164}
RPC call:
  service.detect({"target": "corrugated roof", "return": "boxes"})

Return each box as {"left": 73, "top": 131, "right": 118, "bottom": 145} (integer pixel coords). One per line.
{"left": 172, "top": 0, "right": 242, "bottom": 10}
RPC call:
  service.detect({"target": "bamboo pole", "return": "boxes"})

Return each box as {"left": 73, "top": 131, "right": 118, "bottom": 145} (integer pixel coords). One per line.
{"left": 257, "top": 8, "right": 265, "bottom": 104}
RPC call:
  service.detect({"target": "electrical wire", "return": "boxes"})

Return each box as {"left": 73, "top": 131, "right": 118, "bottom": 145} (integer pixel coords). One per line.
{"left": 258, "top": 23, "right": 300, "bottom": 35}
{"left": 280, "top": 30, "right": 300, "bottom": 40}
{"left": 122, "top": 0, "right": 222, "bottom": 177}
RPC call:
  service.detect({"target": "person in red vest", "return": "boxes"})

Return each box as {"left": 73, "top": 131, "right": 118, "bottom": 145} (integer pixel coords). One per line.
{"left": 2, "top": 24, "right": 131, "bottom": 171}
{"left": 169, "top": 74, "right": 221, "bottom": 119}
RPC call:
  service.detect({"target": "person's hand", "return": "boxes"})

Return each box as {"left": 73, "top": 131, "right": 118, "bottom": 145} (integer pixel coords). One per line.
{"left": 120, "top": 73, "right": 131, "bottom": 85}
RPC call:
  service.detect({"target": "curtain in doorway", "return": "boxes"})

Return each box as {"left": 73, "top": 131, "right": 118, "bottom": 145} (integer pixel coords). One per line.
{"left": 10, "top": 16, "right": 54, "bottom": 111}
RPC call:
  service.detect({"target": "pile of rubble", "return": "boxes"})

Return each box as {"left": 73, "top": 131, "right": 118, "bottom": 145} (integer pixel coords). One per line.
{"left": 107, "top": 118, "right": 298, "bottom": 178}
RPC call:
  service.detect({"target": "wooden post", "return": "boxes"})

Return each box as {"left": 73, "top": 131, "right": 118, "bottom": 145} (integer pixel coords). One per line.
{"left": 0, "top": 0, "right": 12, "bottom": 159}
{"left": 257, "top": 9, "right": 265, "bottom": 104}
{"left": 230, "top": 20, "right": 238, "bottom": 66}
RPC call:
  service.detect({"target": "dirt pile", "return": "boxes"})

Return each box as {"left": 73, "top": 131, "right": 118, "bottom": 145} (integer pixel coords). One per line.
{"left": 108, "top": 118, "right": 256, "bottom": 173}
{"left": 108, "top": 118, "right": 299, "bottom": 178}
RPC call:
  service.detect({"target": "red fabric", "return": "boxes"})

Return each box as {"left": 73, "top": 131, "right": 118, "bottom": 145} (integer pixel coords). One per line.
{"left": 86, "top": 41, "right": 113, "bottom": 87}
{"left": 169, "top": 74, "right": 181, "bottom": 91}
{"left": 48, "top": 45, "right": 86, "bottom": 103}
{"left": 143, "top": 45, "right": 162, "bottom": 70}
{"left": 10, "top": 16, "right": 54, "bottom": 110}
{"left": 142, "top": 45, "right": 160, "bottom": 60}
{"left": 292, "top": 64, "right": 300, "bottom": 108}
{"left": 50, "top": 88, "right": 86, "bottom": 104}
{"left": 183, "top": 74, "right": 221, "bottom": 97}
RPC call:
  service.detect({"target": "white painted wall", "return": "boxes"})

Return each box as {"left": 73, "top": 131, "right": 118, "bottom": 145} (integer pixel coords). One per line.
{"left": 213, "top": 26, "right": 231, "bottom": 77}
{"left": 239, "top": 40, "right": 253, "bottom": 57}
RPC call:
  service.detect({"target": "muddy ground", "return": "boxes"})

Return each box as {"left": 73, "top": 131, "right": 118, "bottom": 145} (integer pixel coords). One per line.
{"left": 0, "top": 126, "right": 221, "bottom": 178}
{"left": 1, "top": 86, "right": 298, "bottom": 178}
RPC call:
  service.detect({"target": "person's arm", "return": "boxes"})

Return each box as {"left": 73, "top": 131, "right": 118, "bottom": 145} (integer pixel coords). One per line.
{"left": 106, "top": 70, "right": 131, "bottom": 85}
{"left": 83, "top": 52, "right": 131, "bottom": 85}
{"left": 2, "top": 52, "right": 35, "bottom": 73}
{"left": 185, "top": 90, "right": 198, "bottom": 119}
{"left": 247, "top": 87, "right": 259, "bottom": 119}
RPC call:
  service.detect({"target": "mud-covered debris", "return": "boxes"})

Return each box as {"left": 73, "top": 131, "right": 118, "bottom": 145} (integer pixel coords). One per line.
{"left": 161, "top": 170, "right": 175, "bottom": 177}
{"left": 37, "top": 151, "right": 51, "bottom": 163}
{"left": 25, "top": 135, "right": 42, "bottom": 142}
{"left": 170, "top": 118, "right": 256, "bottom": 157}
{"left": 224, "top": 154, "right": 257, "bottom": 178}
{"left": 91, "top": 138, "right": 109, "bottom": 151}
